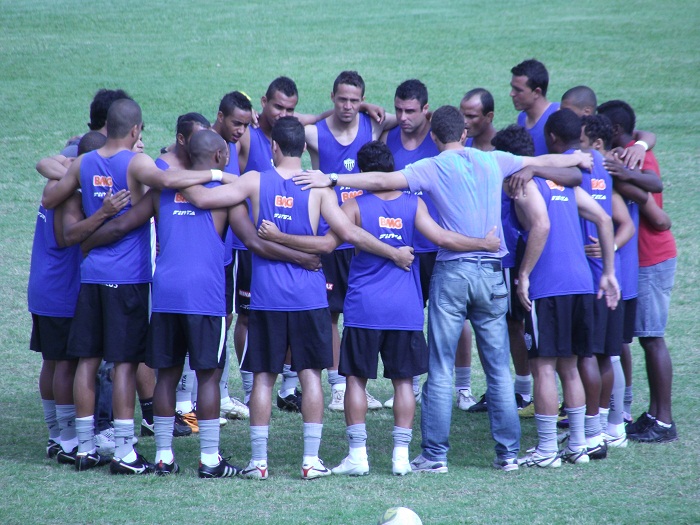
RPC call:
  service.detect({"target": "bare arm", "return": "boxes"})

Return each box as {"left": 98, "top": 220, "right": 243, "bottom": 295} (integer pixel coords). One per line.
{"left": 296, "top": 109, "right": 332, "bottom": 126}
{"left": 506, "top": 165, "right": 582, "bottom": 197}
{"left": 583, "top": 191, "right": 635, "bottom": 259}
{"left": 521, "top": 150, "right": 593, "bottom": 170}
{"left": 293, "top": 169, "right": 409, "bottom": 192}
{"left": 41, "top": 156, "right": 82, "bottom": 208}
{"left": 128, "top": 153, "right": 227, "bottom": 190}
{"left": 181, "top": 172, "right": 257, "bottom": 210}
{"left": 61, "top": 189, "right": 131, "bottom": 246}
{"left": 619, "top": 130, "right": 657, "bottom": 169}
{"left": 257, "top": 219, "right": 340, "bottom": 254}
{"left": 36, "top": 155, "right": 71, "bottom": 181}
{"left": 640, "top": 194, "right": 672, "bottom": 231}
{"left": 603, "top": 157, "right": 662, "bottom": 193}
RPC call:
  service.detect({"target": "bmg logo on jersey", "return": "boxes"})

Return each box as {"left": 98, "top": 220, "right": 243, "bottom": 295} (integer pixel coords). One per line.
{"left": 341, "top": 189, "right": 363, "bottom": 202}
{"left": 92, "top": 175, "right": 113, "bottom": 187}
{"left": 174, "top": 193, "right": 189, "bottom": 204}
{"left": 275, "top": 195, "right": 294, "bottom": 208}
{"left": 379, "top": 216, "right": 403, "bottom": 229}
{"left": 591, "top": 178, "right": 607, "bottom": 191}
{"left": 546, "top": 180, "right": 565, "bottom": 191}
{"left": 343, "top": 158, "right": 355, "bottom": 171}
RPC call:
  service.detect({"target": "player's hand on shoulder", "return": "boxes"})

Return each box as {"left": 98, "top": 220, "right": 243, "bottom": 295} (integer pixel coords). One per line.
{"left": 361, "top": 102, "right": 385, "bottom": 124}
{"left": 506, "top": 166, "right": 534, "bottom": 199}
{"left": 572, "top": 149, "right": 593, "bottom": 170}
{"left": 293, "top": 169, "right": 330, "bottom": 190}
{"left": 619, "top": 143, "right": 645, "bottom": 170}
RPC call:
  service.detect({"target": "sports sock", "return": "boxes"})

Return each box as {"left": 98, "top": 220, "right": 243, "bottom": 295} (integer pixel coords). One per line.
{"left": 114, "top": 419, "right": 135, "bottom": 461}
{"left": 454, "top": 367, "right": 471, "bottom": 392}
{"left": 584, "top": 414, "right": 603, "bottom": 447}
{"left": 42, "top": 399, "right": 60, "bottom": 440}
{"left": 198, "top": 419, "right": 220, "bottom": 467}
{"left": 346, "top": 424, "right": 367, "bottom": 461}
{"left": 176, "top": 357, "right": 195, "bottom": 413}
{"left": 154, "top": 415, "right": 174, "bottom": 463}
{"left": 566, "top": 405, "right": 587, "bottom": 450}
{"left": 328, "top": 369, "right": 346, "bottom": 391}
{"left": 303, "top": 422, "right": 323, "bottom": 460}
{"left": 139, "top": 397, "right": 154, "bottom": 425}
{"left": 609, "top": 356, "right": 626, "bottom": 426}
{"left": 392, "top": 426, "right": 412, "bottom": 449}
{"left": 623, "top": 385, "right": 634, "bottom": 418}
{"left": 56, "top": 404, "right": 77, "bottom": 450}
{"left": 598, "top": 408, "right": 610, "bottom": 432}
{"left": 534, "top": 414, "right": 558, "bottom": 455}
{"left": 240, "top": 370, "right": 253, "bottom": 402}
{"left": 281, "top": 364, "right": 298, "bottom": 394}
{"left": 76, "top": 415, "right": 96, "bottom": 454}
{"left": 607, "top": 422, "right": 625, "bottom": 438}
{"left": 250, "top": 425, "right": 269, "bottom": 461}
{"left": 514, "top": 374, "right": 533, "bottom": 400}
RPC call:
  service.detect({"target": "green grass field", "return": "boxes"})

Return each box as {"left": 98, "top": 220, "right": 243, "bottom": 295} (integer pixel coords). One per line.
{"left": 1, "top": 1, "right": 699, "bottom": 523}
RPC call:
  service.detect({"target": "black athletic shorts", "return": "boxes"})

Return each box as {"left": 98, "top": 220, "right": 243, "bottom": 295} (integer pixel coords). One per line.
{"left": 225, "top": 260, "right": 234, "bottom": 315}
{"left": 622, "top": 297, "right": 637, "bottom": 344}
{"left": 234, "top": 249, "right": 252, "bottom": 316}
{"left": 321, "top": 248, "right": 353, "bottom": 313}
{"left": 245, "top": 308, "right": 332, "bottom": 373}
{"left": 591, "top": 296, "right": 624, "bottom": 356}
{"left": 524, "top": 294, "right": 594, "bottom": 359}
{"left": 67, "top": 283, "right": 149, "bottom": 363}
{"left": 339, "top": 327, "right": 428, "bottom": 379}
{"left": 417, "top": 251, "right": 437, "bottom": 308}
{"left": 147, "top": 312, "right": 227, "bottom": 370}
{"left": 30, "top": 314, "right": 75, "bottom": 361}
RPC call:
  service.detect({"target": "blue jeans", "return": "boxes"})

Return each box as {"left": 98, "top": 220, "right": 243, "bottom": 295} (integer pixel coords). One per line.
{"left": 420, "top": 258, "right": 520, "bottom": 461}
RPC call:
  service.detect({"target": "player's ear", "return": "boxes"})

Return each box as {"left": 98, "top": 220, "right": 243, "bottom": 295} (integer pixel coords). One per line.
{"left": 217, "top": 111, "right": 224, "bottom": 123}
{"left": 176, "top": 133, "right": 186, "bottom": 147}
{"left": 261, "top": 96, "right": 267, "bottom": 108}
{"left": 485, "top": 111, "right": 495, "bottom": 123}
{"left": 460, "top": 128, "right": 468, "bottom": 144}
{"left": 593, "top": 138, "right": 604, "bottom": 151}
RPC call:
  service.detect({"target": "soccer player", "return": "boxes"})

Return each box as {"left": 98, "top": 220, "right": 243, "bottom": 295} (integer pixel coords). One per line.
{"left": 180, "top": 117, "right": 414, "bottom": 480}
{"left": 294, "top": 105, "right": 595, "bottom": 471}
{"left": 461, "top": 88, "right": 496, "bottom": 151}
{"left": 597, "top": 100, "right": 678, "bottom": 443}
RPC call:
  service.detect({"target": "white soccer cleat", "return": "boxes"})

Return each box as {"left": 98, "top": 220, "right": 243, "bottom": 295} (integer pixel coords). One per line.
{"left": 301, "top": 457, "right": 331, "bottom": 480}
{"left": 240, "top": 459, "right": 269, "bottom": 480}
{"left": 331, "top": 455, "right": 369, "bottom": 476}
{"left": 220, "top": 396, "right": 250, "bottom": 420}
{"left": 328, "top": 388, "right": 345, "bottom": 411}
{"left": 365, "top": 390, "right": 383, "bottom": 410}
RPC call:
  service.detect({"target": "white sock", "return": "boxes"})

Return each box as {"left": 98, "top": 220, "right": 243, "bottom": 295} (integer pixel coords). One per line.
{"left": 155, "top": 449, "right": 174, "bottom": 464}
{"left": 201, "top": 451, "right": 220, "bottom": 467}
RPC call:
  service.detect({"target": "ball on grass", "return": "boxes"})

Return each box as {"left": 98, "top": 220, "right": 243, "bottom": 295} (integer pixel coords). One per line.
{"left": 377, "top": 506, "right": 423, "bottom": 525}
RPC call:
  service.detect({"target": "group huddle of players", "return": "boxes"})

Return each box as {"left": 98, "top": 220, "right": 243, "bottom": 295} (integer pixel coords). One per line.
{"left": 28, "top": 58, "right": 677, "bottom": 479}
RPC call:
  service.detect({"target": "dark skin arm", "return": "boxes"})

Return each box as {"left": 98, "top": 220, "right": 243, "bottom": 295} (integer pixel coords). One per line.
{"left": 506, "top": 165, "right": 582, "bottom": 198}
{"left": 603, "top": 157, "right": 663, "bottom": 193}
{"left": 60, "top": 189, "right": 131, "bottom": 247}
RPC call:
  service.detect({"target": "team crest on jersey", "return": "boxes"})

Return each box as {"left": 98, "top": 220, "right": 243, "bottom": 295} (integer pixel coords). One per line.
{"left": 174, "top": 192, "right": 189, "bottom": 204}
{"left": 343, "top": 158, "right": 355, "bottom": 171}
{"left": 275, "top": 195, "right": 294, "bottom": 208}
{"left": 379, "top": 216, "right": 403, "bottom": 229}
{"left": 93, "top": 175, "right": 113, "bottom": 187}
{"left": 546, "top": 180, "right": 564, "bottom": 191}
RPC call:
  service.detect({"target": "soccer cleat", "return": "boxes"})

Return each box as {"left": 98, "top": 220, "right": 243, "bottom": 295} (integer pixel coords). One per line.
{"left": 56, "top": 446, "right": 78, "bottom": 465}
{"left": 626, "top": 412, "right": 655, "bottom": 436}
{"left": 586, "top": 441, "right": 608, "bottom": 460}
{"left": 328, "top": 388, "right": 345, "bottom": 411}
{"left": 240, "top": 459, "right": 269, "bottom": 480}
{"left": 154, "top": 459, "right": 180, "bottom": 476}
{"left": 467, "top": 394, "right": 488, "bottom": 413}
{"left": 173, "top": 413, "right": 193, "bottom": 437}
{"left": 140, "top": 419, "right": 155, "bottom": 437}
{"left": 602, "top": 432, "right": 628, "bottom": 448}
{"left": 110, "top": 453, "right": 155, "bottom": 475}
{"left": 493, "top": 457, "right": 519, "bottom": 472}
{"left": 384, "top": 390, "right": 421, "bottom": 409}
{"left": 94, "top": 427, "right": 115, "bottom": 456}
{"left": 75, "top": 450, "right": 109, "bottom": 471}
{"left": 518, "top": 450, "right": 561, "bottom": 468}
{"left": 301, "top": 457, "right": 331, "bottom": 480}
{"left": 220, "top": 396, "right": 250, "bottom": 420}
{"left": 628, "top": 420, "right": 678, "bottom": 443}
{"left": 331, "top": 455, "right": 369, "bottom": 476}
{"left": 392, "top": 456, "right": 412, "bottom": 476}
{"left": 457, "top": 389, "right": 478, "bottom": 411}
{"left": 198, "top": 456, "right": 240, "bottom": 478}
{"left": 409, "top": 454, "right": 448, "bottom": 473}
{"left": 219, "top": 417, "right": 228, "bottom": 427}
{"left": 560, "top": 446, "right": 590, "bottom": 465}
{"left": 365, "top": 390, "right": 383, "bottom": 410}
{"left": 277, "top": 389, "right": 302, "bottom": 412}
{"left": 515, "top": 393, "right": 533, "bottom": 410}
{"left": 177, "top": 410, "right": 199, "bottom": 433}
{"left": 46, "top": 439, "right": 61, "bottom": 459}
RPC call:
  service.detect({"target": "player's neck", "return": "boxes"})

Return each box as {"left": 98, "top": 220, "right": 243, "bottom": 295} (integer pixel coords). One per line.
{"left": 471, "top": 126, "right": 496, "bottom": 152}
{"left": 525, "top": 99, "right": 551, "bottom": 126}
{"left": 401, "top": 119, "right": 431, "bottom": 147}
{"left": 274, "top": 156, "right": 302, "bottom": 176}
{"left": 101, "top": 138, "right": 134, "bottom": 156}
{"left": 328, "top": 113, "right": 359, "bottom": 135}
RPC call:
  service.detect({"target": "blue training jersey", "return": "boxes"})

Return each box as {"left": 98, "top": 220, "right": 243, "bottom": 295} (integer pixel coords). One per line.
{"left": 517, "top": 102, "right": 560, "bottom": 156}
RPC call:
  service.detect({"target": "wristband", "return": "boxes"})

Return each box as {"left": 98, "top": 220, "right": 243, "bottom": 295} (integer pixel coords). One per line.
{"left": 635, "top": 140, "right": 649, "bottom": 151}
{"left": 211, "top": 169, "right": 223, "bottom": 182}
{"left": 614, "top": 243, "right": 618, "bottom": 252}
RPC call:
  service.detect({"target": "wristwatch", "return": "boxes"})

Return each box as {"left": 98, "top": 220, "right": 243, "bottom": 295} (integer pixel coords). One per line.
{"left": 328, "top": 173, "right": 338, "bottom": 187}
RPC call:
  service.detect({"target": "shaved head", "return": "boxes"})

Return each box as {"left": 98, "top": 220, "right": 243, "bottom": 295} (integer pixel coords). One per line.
{"left": 106, "top": 98, "right": 142, "bottom": 139}
{"left": 188, "top": 129, "right": 227, "bottom": 169}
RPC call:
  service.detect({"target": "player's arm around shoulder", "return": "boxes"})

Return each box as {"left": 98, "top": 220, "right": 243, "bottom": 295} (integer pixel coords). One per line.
{"left": 182, "top": 171, "right": 259, "bottom": 211}
{"left": 41, "top": 155, "right": 81, "bottom": 209}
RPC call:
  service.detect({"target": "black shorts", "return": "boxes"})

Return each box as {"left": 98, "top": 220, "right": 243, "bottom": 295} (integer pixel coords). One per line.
{"left": 234, "top": 249, "right": 252, "bottom": 316}
{"left": 525, "top": 294, "right": 594, "bottom": 359}
{"left": 67, "top": 283, "right": 149, "bottom": 363}
{"left": 417, "top": 251, "right": 437, "bottom": 308}
{"left": 245, "top": 308, "right": 332, "bottom": 373}
{"left": 30, "top": 314, "right": 75, "bottom": 361}
{"left": 339, "top": 327, "right": 428, "bottom": 379}
{"left": 147, "top": 313, "right": 227, "bottom": 370}
{"left": 622, "top": 297, "right": 637, "bottom": 344}
{"left": 591, "top": 296, "right": 624, "bottom": 356}
{"left": 225, "top": 260, "right": 234, "bottom": 315}
{"left": 321, "top": 248, "right": 353, "bottom": 313}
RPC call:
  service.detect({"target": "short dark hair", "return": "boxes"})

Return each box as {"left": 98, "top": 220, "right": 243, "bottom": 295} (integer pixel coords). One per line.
{"left": 430, "top": 106, "right": 465, "bottom": 144}
{"left": 77, "top": 131, "right": 107, "bottom": 155}
{"left": 463, "top": 87, "right": 494, "bottom": 115}
{"left": 176, "top": 112, "right": 210, "bottom": 138}
{"left": 596, "top": 99, "right": 636, "bottom": 135}
{"left": 491, "top": 125, "right": 535, "bottom": 157}
{"left": 544, "top": 108, "right": 581, "bottom": 144}
{"left": 219, "top": 91, "right": 253, "bottom": 117}
{"left": 357, "top": 141, "right": 395, "bottom": 173}
{"left": 265, "top": 76, "right": 298, "bottom": 100}
{"left": 582, "top": 114, "right": 614, "bottom": 150}
{"left": 106, "top": 98, "right": 142, "bottom": 139}
{"left": 511, "top": 59, "right": 550, "bottom": 96}
{"left": 333, "top": 70, "right": 365, "bottom": 96}
{"left": 271, "top": 117, "right": 305, "bottom": 157}
{"left": 188, "top": 129, "right": 227, "bottom": 168}
{"left": 561, "top": 85, "right": 597, "bottom": 111}
{"left": 88, "top": 89, "right": 132, "bottom": 130}
{"left": 395, "top": 79, "right": 428, "bottom": 107}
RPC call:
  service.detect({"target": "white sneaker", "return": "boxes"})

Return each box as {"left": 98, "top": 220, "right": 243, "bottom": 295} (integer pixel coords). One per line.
{"left": 518, "top": 450, "right": 561, "bottom": 468}
{"left": 219, "top": 417, "right": 227, "bottom": 427}
{"left": 240, "top": 459, "right": 268, "bottom": 480}
{"left": 602, "top": 432, "right": 628, "bottom": 448}
{"left": 328, "top": 388, "right": 345, "bottom": 411}
{"left": 366, "top": 390, "right": 383, "bottom": 410}
{"left": 94, "top": 427, "right": 115, "bottom": 456}
{"left": 392, "top": 456, "right": 412, "bottom": 476}
{"left": 331, "top": 455, "right": 369, "bottom": 476}
{"left": 383, "top": 391, "right": 421, "bottom": 409}
{"left": 457, "top": 389, "right": 478, "bottom": 411}
{"left": 220, "top": 396, "right": 250, "bottom": 420}
{"left": 301, "top": 457, "right": 331, "bottom": 480}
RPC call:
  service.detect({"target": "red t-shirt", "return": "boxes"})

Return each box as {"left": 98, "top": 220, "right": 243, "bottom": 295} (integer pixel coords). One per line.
{"left": 630, "top": 141, "right": 677, "bottom": 266}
